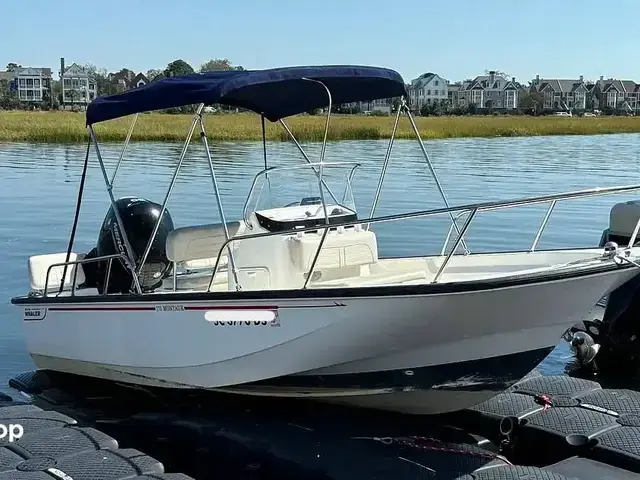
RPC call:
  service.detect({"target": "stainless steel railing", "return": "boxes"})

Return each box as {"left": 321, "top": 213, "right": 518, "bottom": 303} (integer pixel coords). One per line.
{"left": 207, "top": 181, "right": 640, "bottom": 290}
{"left": 241, "top": 161, "right": 362, "bottom": 230}
{"left": 43, "top": 253, "right": 125, "bottom": 297}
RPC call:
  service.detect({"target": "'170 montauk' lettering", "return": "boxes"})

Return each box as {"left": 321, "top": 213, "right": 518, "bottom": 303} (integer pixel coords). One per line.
{"left": 155, "top": 305, "right": 185, "bottom": 312}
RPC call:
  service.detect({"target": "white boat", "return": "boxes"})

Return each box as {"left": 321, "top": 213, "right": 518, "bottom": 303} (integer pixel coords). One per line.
{"left": 11, "top": 65, "right": 640, "bottom": 415}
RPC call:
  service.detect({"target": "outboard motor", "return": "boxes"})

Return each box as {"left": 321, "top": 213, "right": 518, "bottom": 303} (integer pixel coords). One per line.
{"left": 567, "top": 200, "right": 640, "bottom": 375}
{"left": 83, "top": 197, "right": 174, "bottom": 294}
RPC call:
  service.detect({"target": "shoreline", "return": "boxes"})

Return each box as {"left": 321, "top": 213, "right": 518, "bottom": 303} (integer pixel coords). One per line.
{"left": 2, "top": 111, "right": 640, "bottom": 143}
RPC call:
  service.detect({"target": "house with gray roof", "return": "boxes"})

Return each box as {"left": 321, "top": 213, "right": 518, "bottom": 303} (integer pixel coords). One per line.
{"left": 60, "top": 62, "right": 97, "bottom": 107}
{"left": 407, "top": 72, "right": 449, "bottom": 111}
{"left": 453, "top": 71, "right": 521, "bottom": 110}
{"left": 0, "top": 67, "right": 52, "bottom": 105}
{"left": 591, "top": 76, "right": 640, "bottom": 113}
{"left": 529, "top": 75, "right": 589, "bottom": 112}
{"left": 107, "top": 69, "right": 149, "bottom": 94}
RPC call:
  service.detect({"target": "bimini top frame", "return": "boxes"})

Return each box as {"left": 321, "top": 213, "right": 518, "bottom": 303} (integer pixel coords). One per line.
{"left": 58, "top": 64, "right": 470, "bottom": 296}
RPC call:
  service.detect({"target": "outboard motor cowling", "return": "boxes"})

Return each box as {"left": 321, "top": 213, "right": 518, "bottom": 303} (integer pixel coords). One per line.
{"left": 90, "top": 197, "right": 174, "bottom": 294}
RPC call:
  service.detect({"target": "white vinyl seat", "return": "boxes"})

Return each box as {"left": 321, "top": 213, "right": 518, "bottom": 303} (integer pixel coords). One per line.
{"left": 163, "top": 221, "right": 242, "bottom": 290}
{"left": 28, "top": 252, "right": 86, "bottom": 294}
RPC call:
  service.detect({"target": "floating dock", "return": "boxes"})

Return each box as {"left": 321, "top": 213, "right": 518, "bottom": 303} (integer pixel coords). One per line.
{"left": 0, "top": 394, "right": 192, "bottom": 479}
{"left": 3, "top": 370, "right": 640, "bottom": 479}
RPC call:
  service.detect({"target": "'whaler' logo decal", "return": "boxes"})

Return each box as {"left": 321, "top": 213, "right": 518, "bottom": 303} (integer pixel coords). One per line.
{"left": 24, "top": 308, "right": 46, "bottom": 321}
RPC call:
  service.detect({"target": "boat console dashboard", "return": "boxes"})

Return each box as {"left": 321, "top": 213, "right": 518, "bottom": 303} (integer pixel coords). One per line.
{"left": 254, "top": 203, "right": 358, "bottom": 233}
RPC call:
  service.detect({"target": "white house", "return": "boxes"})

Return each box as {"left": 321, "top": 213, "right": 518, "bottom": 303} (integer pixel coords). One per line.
{"left": 359, "top": 98, "right": 392, "bottom": 114}
{"left": 0, "top": 67, "right": 52, "bottom": 104}
{"left": 60, "top": 63, "right": 97, "bottom": 106}
{"left": 407, "top": 73, "right": 449, "bottom": 111}
{"left": 14, "top": 67, "right": 52, "bottom": 104}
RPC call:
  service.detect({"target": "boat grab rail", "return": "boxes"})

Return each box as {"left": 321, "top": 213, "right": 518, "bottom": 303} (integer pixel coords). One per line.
{"left": 241, "top": 161, "right": 362, "bottom": 230}
{"left": 43, "top": 253, "right": 125, "bottom": 297}
{"left": 441, "top": 210, "right": 473, "bottom": 256}
{"left": 208, "top": 181, "right": 640, "bottom": 291}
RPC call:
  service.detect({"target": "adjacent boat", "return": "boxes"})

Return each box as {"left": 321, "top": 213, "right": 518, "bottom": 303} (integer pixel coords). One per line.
{"left": 11, "top": 65, "right": 640, "bottom": 414}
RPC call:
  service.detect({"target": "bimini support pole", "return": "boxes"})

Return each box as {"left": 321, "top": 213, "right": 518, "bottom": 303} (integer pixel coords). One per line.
{"left": 302, "top": 77, "right": 332, "bottom": 225}
{"left": 137, "top": 103, "right": 204, "bottom": 277}
{"left": 88, "top": 126, "right": 143, "bottom": 294}
{"left": 261, "top": 115, "right": 268, "bottom": 170}
{"left": 403, "top": 100, "right": 470, "bottom": 255}
{"left": 368, "top": 97, "right": 402, "bottom": 222}
{"left": 198, "top": 111, "right": 241, "bottom": 291}
{"left": 301, "top": 78, "right": 332, "bottom": 289}
{"left": 109, "top": 113, "right": 139, "bottom": 188}
{"left": 58, "top": 137, "right": 92, "bottom": 295}
{"left": 278, "top": 118, "right": 340, "bottom": 204}
{"left": 261, "top": 114, "right": 275, "bottom": 207}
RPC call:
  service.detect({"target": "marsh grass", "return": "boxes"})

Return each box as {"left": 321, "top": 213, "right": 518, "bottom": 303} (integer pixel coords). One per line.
{"left": 1, "top": 110, "right": 640, "bottom": 143}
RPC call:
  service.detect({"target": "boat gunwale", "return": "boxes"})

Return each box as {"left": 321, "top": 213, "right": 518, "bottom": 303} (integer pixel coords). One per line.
{"left": 11, "top": 257, "right": 634, "bottom": 306}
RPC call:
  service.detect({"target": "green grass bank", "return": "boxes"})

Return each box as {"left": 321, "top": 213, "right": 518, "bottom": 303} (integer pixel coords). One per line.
{"left": 2, "top": 111, "right": 640, "bottom": 143}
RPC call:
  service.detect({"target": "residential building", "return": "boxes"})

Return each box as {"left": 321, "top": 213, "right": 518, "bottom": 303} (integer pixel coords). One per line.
{"left": 107, "top": 69, "right": 149, "bottom": 93}
{"left": 0, "top": 67, "right": 51, "bottom": 104}
{"left": 447, "top": 82, "right": 463, "bottom": 108}
{"left": 585, "top": 83, "right": 598, "bottom": 111}
{"left": 60, "top": 62, "right": 97, "bottom": 106}
{"left": 15, "top": 67, "right": 52, "bottom": 104}
{"left": 359, "top": 98, "right": 391, "bottom": 114}
{"left": 131, "top": 72, "right": 149, "bottom": 88}
{"left": 529, "top": 75, "right": 588, "bottom": 111}
{"left": 407, "top": 72, "right": 449, "bottom": 111}
{"left": 591, "top": 76, "right": 640, "bottom": 113}
{"left": 454, "top": 71, "right": 521, "bottom": 110}
{"left": 108, "top": 69, "right": 135, "bottom": 92}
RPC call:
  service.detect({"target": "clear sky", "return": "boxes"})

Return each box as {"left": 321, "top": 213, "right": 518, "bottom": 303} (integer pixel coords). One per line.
{"left": 3, "top": 0, "right": 638, "bottom": 84}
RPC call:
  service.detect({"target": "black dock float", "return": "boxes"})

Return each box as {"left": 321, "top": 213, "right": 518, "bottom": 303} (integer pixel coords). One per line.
{"left": 7, "top": 370, "right": 640, "bottom": 479}
{"left": 446, "top": 373, "right": 640, "bottom": 478}
{"left": 0, "top": 398, "right": 193, "bottom": 479}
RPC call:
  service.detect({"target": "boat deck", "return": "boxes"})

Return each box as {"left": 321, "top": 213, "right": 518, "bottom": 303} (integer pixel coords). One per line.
{"left": 4, "top": 370, "right": 640, "bottom": 479}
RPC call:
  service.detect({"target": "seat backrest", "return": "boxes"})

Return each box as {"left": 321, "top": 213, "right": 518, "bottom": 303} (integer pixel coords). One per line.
{"left": 165, "top": 221, "right": 241, "bottom": 266}
{"left": 28, "top": 252, "right": 86, "bottom": 292}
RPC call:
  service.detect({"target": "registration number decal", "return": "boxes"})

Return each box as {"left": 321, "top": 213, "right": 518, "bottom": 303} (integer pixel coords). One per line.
{"left": 204, "top": 309, "right": 280, "bottom": 327}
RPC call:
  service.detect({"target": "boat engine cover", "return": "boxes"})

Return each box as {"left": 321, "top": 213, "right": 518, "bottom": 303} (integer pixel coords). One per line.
{"left": 96, "top": 197, "right": 174, "bottom": 293}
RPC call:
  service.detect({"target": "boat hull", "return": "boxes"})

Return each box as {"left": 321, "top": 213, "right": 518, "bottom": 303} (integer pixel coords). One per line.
{"left": 18, "top": 262, "right": 639, "bottom": 414}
